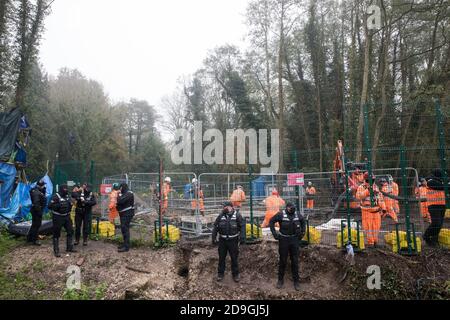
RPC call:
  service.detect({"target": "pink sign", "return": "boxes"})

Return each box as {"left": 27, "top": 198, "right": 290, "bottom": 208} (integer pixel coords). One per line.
{"left": 100, "top": 184, "right": 113, "bottom": 195}
{"left": 287, "top": 173, "right": 305, "bottom": 186}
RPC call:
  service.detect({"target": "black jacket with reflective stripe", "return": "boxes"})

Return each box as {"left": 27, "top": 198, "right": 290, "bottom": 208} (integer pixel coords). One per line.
{"left": 30, "top": 187, "right": 46, "bottom": 213}
{"left": 270, "top": 210, "right": 306, "bottom": 238}
{"left": 48, "top": 193, "right": 72, "bottom": 215}
{"left": 212, "top": 211, "right": 243, "bottom": 239}
{"left": 117, "top": 191, "right": 134, "bottom": 214}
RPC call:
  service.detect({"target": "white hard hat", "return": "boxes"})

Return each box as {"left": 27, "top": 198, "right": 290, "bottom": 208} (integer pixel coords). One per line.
{"left": 192, "top": 178, "right": 198, "bottom": 184}
{"left": 165, "top": 177, "right": 171, "bottom": 183}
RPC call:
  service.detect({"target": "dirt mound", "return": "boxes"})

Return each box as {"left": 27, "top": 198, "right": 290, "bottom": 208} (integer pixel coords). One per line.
{"left": 1, "top": 239, "right": 449, "bottom": 300}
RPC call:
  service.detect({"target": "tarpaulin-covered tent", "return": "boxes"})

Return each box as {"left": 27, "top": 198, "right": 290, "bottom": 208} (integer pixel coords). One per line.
{"left": 0, "top": 175, "right": 54, "bottom": 236}
{"left": 0, "top": 108, "right": 22, "bottom": 161}
{"left": 0, "top": 163, "right": 17, "bottom": 208}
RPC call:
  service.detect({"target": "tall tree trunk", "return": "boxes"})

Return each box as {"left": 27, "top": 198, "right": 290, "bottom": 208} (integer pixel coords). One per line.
{"left": 277, "top": 11, "right": 285, "bottom": 173}
{"left": 15, "top": 0, "right": 47, "bottom": 109}
{"left": 284, "top": 50, "right": 312, "bottom": 157}
{"left": 356, "top": 15, "right": 371, "bottom": 162}
{"left": 372, "top": 22, "right": 391, "bottom": 166}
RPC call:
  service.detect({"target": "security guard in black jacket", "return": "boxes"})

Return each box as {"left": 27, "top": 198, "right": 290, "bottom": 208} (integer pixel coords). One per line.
{"left": 423, "top": 169, "right": 449, "bottom": 246}
{"left": 27, "top": 180, "right": 47, "bottom": 246}
{"left": 212, "top": 201, "right": 243, "bottom": 283}
{"left": 116, "top": 183, "right": 134, "bottom": 253}
{"left": 48, "top": 185, "right": 77, "bottom": 257}
{"left": 270, "top": 202, "right": 306, "bottom": 291}
{"left": 73, "top": 183, "right": 97, "bottom": 246}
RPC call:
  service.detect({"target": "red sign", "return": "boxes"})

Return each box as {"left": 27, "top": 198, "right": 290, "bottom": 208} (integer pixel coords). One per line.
{"left": 287, "top": 173, "right": 305, "bottom": 186}
{"left": 100, "top": 184, "right": 113, "bottom": 195}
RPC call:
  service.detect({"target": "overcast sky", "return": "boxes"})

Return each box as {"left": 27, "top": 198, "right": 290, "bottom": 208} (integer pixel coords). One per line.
{"left": 40, "top": 0, "right": 250, "bottom": 112}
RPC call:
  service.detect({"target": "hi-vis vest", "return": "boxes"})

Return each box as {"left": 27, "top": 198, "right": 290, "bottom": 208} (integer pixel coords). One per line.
{"left": 53, "top": 193, "right": 71, "bottom": 215}
{"left": 356, "top": 184, "right": 385, "bottom": 212}
{"left": 218, "top": 211, "right": 239, "bottom": 239}
{"left": 426, "top": 189, "right": 446, "bottom": 206}
{"left": 279, "top": 210, "right": 302, "bottom": 237}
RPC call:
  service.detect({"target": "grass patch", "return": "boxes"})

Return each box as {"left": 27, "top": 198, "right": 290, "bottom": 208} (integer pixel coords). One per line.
{"left": 63, "top": 283, "right": 108, "bottom": 300}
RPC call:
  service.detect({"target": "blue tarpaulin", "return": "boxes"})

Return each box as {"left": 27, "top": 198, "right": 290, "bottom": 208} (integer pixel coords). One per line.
{"left": 0, "top": 162, "right": 17, "bottom": 208}
{"left": 0, "top": 175, "right": 53, "bottom": 225}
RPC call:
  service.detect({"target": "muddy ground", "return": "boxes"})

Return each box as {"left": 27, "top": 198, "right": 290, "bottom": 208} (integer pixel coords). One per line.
{"left": 1, "top": 237, "right": 449, "bottom": 300}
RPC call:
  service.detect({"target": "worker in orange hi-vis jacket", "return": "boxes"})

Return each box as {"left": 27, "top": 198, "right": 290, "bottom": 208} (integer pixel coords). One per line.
{"left": 262, "top": 189, "right": 285, "bottom": 228}
{"left": 415, "top": 178, "right": 431, "bottom": 222}
{"left": 356, "top": 173, "right": 387, "bottom": 247}
{"left": 108, "top": 183, "right": 120, "bottom": 223}
{"left": 162, "top": 177, "right": 172, "bottom": 214}
{"left": 380, "top": 178, "right": 398, "bottom": 222}
{"left": 190, "top": 178, "right": 205, "bottom": 215}
{"left": 388, "top": 177, "right": 400, "bottom": 218}
{"left": 230, "top": 185, "right": 246, "bottom": 211}
{"left": 305, "top": 182, "right": 317, "bottom": 209}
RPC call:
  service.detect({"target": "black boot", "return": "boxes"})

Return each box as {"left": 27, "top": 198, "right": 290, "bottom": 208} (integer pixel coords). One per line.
{"left": 294, "top": 281, "right": 300, "bottom": 291}
{"left": 83, "top": 235, "right": 88, "bottom": 246}
{"left": 53, "top": 238, "right": 61, "bottom": 258}
{"left": 74, "top": 237, "right": 80, "bottom": 246}
{"left": 276, "top": 279, "right": 284, "bottom": 289}
{"left": 66, "top": 235, "right": 77, "bottom": 253}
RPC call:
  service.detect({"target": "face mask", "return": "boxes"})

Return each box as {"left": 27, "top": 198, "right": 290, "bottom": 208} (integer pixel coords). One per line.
{"left": 287, "top": 208, "right": 295, "bottom": 214}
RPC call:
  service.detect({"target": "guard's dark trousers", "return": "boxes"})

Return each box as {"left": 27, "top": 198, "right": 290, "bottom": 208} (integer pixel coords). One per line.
{"left": 278, "top": 236, "right": 300, "bottom": 282}
{"left": 27, "top": 210, "right": 42, "bottom": 243}
{"left": 52, "top": 214, "right": 74, "bottom": 250}
{"left": 75, "top": 211, "right": 92, "bottom": 242}
{"left": 120, "top": 213, "right": 133, "bottom": 249}
{"left": 423, "top": 205, "right": 445, "bottom": 245}
{"left": 218, "top": 238, "right": 239, "bottom": 277}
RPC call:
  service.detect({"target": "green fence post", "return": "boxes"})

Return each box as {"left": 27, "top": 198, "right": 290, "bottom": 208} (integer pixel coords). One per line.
{"left": 344, "top": 162, "right": 352, "bottom": 246}
{"left": 400, "top": 146, "right": 413, "bottom": 255}
{"left": 249, "top": 165, "right": 254, "bottom": 241}
{"left": 435, "top": 99, "right": 450, "bottom": 210}
{"left": 363, "top": 103, "right": 375, "bottom": 207}
{"left": 90, "top": 160, "right": 95, "bottom": 189}
{"left": 294, "top": 151, "right": 301, "bottom": 211}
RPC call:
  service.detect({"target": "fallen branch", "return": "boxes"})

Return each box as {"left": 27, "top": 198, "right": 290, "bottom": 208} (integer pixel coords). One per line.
{"left": 126, "top": 266, "right": 152, "bottom": 274}
{"left": 376, "top": 249, "right": 420, "bottom": 264}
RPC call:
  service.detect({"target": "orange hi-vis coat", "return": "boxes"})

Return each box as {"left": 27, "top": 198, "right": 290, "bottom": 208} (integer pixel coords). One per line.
{"left": 426, "top": 188, "right": 446, "bottom": 206}
{"left": 262, "top": 195, "right": 286, "bottom": 228}
{"left": 306, "top": 187, "right": 317, "bottom": 209}
{"left": 162, "top": 182, "right": 171, "bottom": 212}
{"left": 381, "top": 184, "right": 399, "bottom": 222}
{"left": 416, "top": 186, "right": 430, "bottom": 220}
{"left": 356, "top": 183, "right": 386, "bottom": 245}
{"left": 230, "top": 189, "right": 246, "bottom": 208}
{"left": 191, "top": 188, "right": 205, "bottom": 212}
{"left": 108, "top": 190, "right": 119, "bottom": 222}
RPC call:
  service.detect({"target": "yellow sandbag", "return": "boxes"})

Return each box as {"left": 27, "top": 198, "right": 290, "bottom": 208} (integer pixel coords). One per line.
{"left": 337, "top": 230, "right": 365, "bottom": 250}
{"left": 246, "top": 224, "right": 262, "bottom": 239}
{"left": 154, "top": 225, "right": 181, "bottom": 243}
{"left": 445, "top": 209, "right": 450, "bottom": 219}
{"left": 384, "top": 231, "right": 407, "bottom": 245}
{"left": 390, "top": 237, "right": 421, "bottom": 253}
{"left": 439, "top": 229, "right": 450, "bottom": 248}
{"left": 92, "top": 221, "right": 115, "bottom": 238}
{"left": 303, "top": 227, "right": 321, "bottom": 244}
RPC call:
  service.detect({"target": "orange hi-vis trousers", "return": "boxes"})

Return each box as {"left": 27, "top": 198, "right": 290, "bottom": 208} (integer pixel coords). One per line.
{"left": 307, "top": 200, "right": 314, "bottom": 209}
{"left": 357, "top": 184, "right": 386, "bottom": 245}
{"left": 381, "top": 185, "right": 398, "bottom": 222}
{"left": 361, "top": 206, "right": 382, "bottom": 245}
